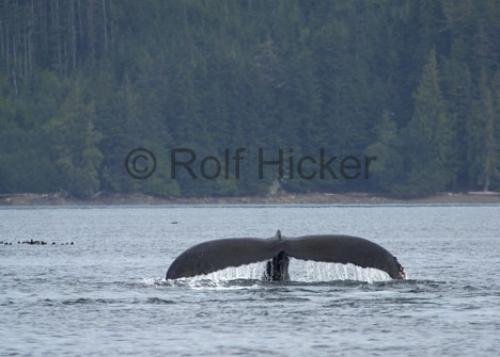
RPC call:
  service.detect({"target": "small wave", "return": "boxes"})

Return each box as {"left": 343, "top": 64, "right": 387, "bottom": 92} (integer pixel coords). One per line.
{"left": 146, "top": 274, "right": 447, "bottom": 293}
{"left": 0, "top": 298, "right": 15, "bottom": 306}
{"left": 144, "top": 297, "right": 175, "bottom": 304}
{"left": 139, "top": 275, "right": 263, "bottom": 289}
{"left": 374, "top": 279, "right": 447, "bottom": 289}
{"left": 36, "top": 297, "right": 177, "bottom": 306}
{"left": 262, "top": 296, "right": 311, "bottom": 302}
{"left": 139, "top": 277, "right": 165, "bottom": 287}
{"left": 62, "top": 297, "right": 118, "bottom": 305}
{"left": 166, "top": 277, "right": 264, "bottom": 290}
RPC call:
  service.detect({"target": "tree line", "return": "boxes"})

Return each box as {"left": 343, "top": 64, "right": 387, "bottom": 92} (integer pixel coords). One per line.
{"left": 0, "top": 0, "right": 499, "bottom": 197}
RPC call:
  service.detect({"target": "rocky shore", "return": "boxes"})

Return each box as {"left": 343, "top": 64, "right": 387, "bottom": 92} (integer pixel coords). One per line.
{"left": 1, "top": 191, "right": 500, "bottom": 206}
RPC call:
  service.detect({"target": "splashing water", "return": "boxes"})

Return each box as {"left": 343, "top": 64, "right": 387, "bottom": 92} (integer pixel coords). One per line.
{"left": 288, "top": 258, "right": 391, "bottom": 283}
{"left": 154, "top": 262, "right": 268, "bottom": 289}
{"left": 161, "top": 259, "right": 392, "bottom": 287}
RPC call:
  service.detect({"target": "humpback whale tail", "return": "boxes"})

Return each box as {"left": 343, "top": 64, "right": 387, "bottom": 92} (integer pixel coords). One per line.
{"left": 166, "top": 230, "right": 405, "bottom": 281}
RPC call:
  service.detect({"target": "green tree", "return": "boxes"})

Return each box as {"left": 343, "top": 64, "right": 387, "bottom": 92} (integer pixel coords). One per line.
{"left": 48, "top": 82, "right": 103, "bottom": 197}
{"left": 404, "top": 49, "right": 454, "bottom": 195}
{"left": 365, "top": 111, "right": 404, "bottom": 193}
{"left": 477, "top": 68, "right": 499, "bottom": 191}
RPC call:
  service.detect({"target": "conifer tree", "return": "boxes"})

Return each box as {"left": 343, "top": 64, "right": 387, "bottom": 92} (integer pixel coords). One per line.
{"left": 404, "top": 49, "right": 454, "bottom": 194}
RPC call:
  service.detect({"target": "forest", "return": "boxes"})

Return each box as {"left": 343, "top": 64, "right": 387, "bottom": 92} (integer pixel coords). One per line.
{"left": 0, "top": 0, "right": 499, "bottom": 198}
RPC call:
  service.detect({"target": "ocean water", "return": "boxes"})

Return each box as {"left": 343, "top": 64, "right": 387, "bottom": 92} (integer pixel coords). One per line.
{"left": 1, "top": 205, "right": 499, "bottom": 356}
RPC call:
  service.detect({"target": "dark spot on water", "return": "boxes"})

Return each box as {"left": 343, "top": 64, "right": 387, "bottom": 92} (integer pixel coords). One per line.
{"left": 145, "top": 297, "right": 176, "bottom": 305}
{"left": 62, "top": 298, "right": 117, "bottom": 305}
{"left": 0, "top": 299, "right": 15, "bottom": 306}
{"left": 262, "top": 296, "right": 310, "bottom": 303}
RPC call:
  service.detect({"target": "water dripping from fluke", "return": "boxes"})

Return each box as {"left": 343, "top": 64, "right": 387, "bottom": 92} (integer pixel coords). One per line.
{"left": 162, "top": 260, "right": 396, "bottom": 289}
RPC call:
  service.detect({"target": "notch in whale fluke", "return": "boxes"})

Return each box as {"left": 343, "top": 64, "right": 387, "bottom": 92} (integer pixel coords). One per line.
{"left": 165, "top": 231, "right": 405, "bottom": 281}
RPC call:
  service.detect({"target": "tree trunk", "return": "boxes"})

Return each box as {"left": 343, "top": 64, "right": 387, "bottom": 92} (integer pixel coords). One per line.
{"left": 70, "top": 0, "right": 76, "bottom": 69}
{"left": 102, "top": 0, "right": 108, "bottom": 52}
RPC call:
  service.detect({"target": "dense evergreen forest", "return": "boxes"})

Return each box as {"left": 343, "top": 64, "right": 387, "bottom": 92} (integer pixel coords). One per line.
{"left": 0, "top": 0, "right": 499, "bottom": 198}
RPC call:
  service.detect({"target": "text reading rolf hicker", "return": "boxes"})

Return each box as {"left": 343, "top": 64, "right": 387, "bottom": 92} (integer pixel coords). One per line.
{"left": 125, "top": 148, "right": 376, "bottom": 180}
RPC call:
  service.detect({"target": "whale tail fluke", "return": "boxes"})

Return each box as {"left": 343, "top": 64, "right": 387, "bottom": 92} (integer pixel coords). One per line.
{"left": 166, "top": 237, "right": 282, "bottom": 280}
{"left": 286, "top": 235, "right": 405, "bottom": 279}
{"left": 166, "top": 232, "right": 405, "bottom": 280}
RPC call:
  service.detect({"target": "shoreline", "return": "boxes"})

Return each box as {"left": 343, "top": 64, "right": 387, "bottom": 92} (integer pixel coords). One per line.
{"left": 1, "top": 191, "right": 500, "bottom": 206}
